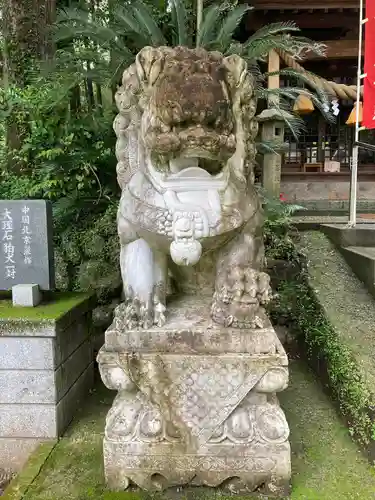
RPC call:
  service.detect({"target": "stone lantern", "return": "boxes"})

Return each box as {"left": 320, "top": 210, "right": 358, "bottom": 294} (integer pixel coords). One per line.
{"left": 257, "top": 108, "right": 288, "bottom": 197}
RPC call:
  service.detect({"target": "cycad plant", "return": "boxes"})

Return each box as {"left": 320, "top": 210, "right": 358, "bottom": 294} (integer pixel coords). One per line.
{"left": 50, "top": 0, "right": 332, "bottom": 149}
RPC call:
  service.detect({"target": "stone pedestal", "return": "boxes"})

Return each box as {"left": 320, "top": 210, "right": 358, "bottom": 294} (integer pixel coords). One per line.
{"left": 97, "top": 296, "right": 291, "bottom": 497}
{"left": 0, "top": 294, "right": 95, "bottom": 471}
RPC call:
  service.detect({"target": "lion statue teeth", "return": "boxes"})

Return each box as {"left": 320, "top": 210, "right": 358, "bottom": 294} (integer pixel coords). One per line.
{"left": 113, "top": 45, "right": 271, "bottom": 329}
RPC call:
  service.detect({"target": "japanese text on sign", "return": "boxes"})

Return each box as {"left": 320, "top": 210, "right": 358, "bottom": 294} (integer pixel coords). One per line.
{"left": 21, "top": 205, "right": 33, "bottom": 265}
{"left": 1, "top": 207, "right": 16, "bottom": 280}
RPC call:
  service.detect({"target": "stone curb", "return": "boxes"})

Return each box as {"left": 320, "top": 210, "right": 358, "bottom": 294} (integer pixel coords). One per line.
{"left": 2, "top": 441, "right": 57, "bottom": 500}
{"left": 0, "top": 293, "right": 96, "bottom": 336}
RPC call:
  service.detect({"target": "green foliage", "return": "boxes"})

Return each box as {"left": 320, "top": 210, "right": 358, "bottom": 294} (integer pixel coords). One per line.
{"left": 77, "top": 260, "right": 121, "bottom": 300}
{"left": 261, "top": 192, "right": 303, "bottom": 261}
{"left": 53, "top": 0, "right": 193, "bottom": 86}
{"left": 52, "top": 0, "right": 332, "bottom": 141}
{"left": 0, "top": 0, "right": 333, "bottom": 305}
{"left": 271, "top": 260, "right": 375, "bottom": 448}
{"left": 0, "top": 82, "right": 117, "bottom": 203}
{"left": 0, "top": 81, "right": 119, "bottom": 303}
{"left": 170, "top": 0, "right": 191, "bottom": 46}
{"left": 54, "top": 203, "right": 120, "bottom": 302}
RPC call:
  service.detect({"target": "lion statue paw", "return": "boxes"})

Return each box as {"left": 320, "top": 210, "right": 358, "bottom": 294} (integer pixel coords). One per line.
{"left": 211, "top": 267, "right": 272, "bottom": 329}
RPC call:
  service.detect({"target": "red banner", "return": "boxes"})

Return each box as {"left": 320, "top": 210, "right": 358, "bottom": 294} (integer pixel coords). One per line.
{"left": 363, "top": 0, "right": 375, "bottom": 128}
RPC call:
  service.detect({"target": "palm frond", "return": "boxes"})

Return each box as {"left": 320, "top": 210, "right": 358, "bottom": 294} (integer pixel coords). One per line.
{"left": 197, "top": 4, "right": 221, "bottom": 48}
{"left": 258, "top": 104, "right": 306, "bottom": 141}
{"left": 261, "top": 86, "right": 330, "bottom": 121}
{"left": 240, "top": 22, "right": 327, "bottom": 62}
{"left": 54, "top": 9, "right": 117, "bottom": 45}
{"left": 276, "top": 68, "right": 328, "bottom": 100}
{"left": 131, "top": 0, "right": 166, "bottom": 46}
{"left": 282, "top": 37, "right": 327, "bottom": 60}
{"left": 51, "top": 0, "right": 337, "bottom": 140}
{"left": 111, "top": 6, "right": 151, "bottom": 47}
{"left": 271, "top": 69, "right": 334, "bottom": 122}
{"left": 170, "top": 0, "right": 190, "bottom": 46}
{"left": 216, "top": 5, "right": 252, "bottom": 51}
{"left": 256, "top": 139, "right": 288, "bottom": 155}
{"left": 281, "top": 112, "right": 306, "bottom": 141}
{"left": 244, "top": 34, "right": 309, "bottom": 61}
{"left": 55, "top": 6, "right": 90, "bottom": 26}
{"left": 245, "top": 21, "right": 300, "bottom": 45}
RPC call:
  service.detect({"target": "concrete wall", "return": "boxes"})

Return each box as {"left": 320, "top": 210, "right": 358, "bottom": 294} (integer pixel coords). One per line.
{"left": 280, "top": 180, "right": 375, "bottom": 202}
{"left": 0, "top": 301, "right": 94, "bottom": 472}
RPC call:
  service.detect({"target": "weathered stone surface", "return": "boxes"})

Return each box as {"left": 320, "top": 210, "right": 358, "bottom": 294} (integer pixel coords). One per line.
{"left": 106, "top": 296, "right": 279, "bottom": 355}
{"left": 0, "top": 404, "right": 57, "bottom": 438}
{"left": 0, "top": 339, "right": 92, "bottom": 404}
{"left": 0, "top": 370, "right": 55, "bottom": 404}
{"left": 113, "top": 46, "right": 269, "bottom": 331}
{"left": 0, "top": 319, "right": 56, "bottom": 337}
{"left": 0, "top": 363, "right": 94, "bottom": 438}
{"left": 0, "top": 337, "right": 54, "bottom": 370}
{"left": 0, "top": 200, "right": 54, "bottom": 291}
{"left": 98, "top": 46, "right": 290, "bottom": 496}
{"left": 0, "top": 322, "right": 89, "bottom": 370}
{"left": 98, "top": 298, "right": 291, "bottom": 496}
{"left": 55, "top": 339, "right": 93, "bottom": 402}
{"left": 56, "top": 362, "right": 94, "bottom": 435}
{"left": 12, "top": 283, "right": 42, "bottom": 307}
{"left": 0, "top": 299, "right": 94, "bottom": 463}
{"left": 54, "top": 314, "right": 92, "bottom": 366}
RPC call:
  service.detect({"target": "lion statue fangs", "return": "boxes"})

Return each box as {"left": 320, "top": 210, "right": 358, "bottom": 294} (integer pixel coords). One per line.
{"left": 113, "top": 45, "right": 272, "bottom": 330}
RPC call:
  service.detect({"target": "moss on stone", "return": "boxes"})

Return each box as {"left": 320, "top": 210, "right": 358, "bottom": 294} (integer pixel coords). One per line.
{"left": 273, "top": 231, "right": 375, "bottom": 450}
{"left": 297, "top": 231, "right": 375, "bottom": 391}
{"left": 0, "top": 292, "right": 92, "bottom": 321}
{"left": 2, "top": 442, "right": 56, "bottom": 500}
{"left": 8, "top": 361, "right": 375, "bottom": 500}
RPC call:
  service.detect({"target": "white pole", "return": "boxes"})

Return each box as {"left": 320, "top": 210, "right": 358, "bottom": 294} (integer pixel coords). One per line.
{"left": 348, "top": 0, "right": 365, "bottom": 226}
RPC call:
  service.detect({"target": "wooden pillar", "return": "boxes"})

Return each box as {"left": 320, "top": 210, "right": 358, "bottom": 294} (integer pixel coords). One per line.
{"left": 267, "top": 49, "right": 280, "bottom": 106}
{"left": 262, "top": 50, "right": 283, "bottom": 197}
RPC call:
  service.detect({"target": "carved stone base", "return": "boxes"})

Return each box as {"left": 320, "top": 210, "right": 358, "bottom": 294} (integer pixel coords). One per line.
{"left": 97, "top": 296, "right": 291, "bottom": 497}
{"left": 104, "top": 439, "right": 290, "bottom": 495}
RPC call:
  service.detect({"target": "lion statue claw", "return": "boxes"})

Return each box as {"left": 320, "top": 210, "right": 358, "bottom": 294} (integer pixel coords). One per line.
{"left": 113, "top": 46, "right": 271, "bottom": 329}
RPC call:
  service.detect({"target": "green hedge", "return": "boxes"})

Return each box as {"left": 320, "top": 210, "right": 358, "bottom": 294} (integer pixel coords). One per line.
{"left": 270, "top": 232, "right": 375, "bottom": 454}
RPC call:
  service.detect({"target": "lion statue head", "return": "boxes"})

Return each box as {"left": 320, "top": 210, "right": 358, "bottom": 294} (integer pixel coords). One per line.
{"left": 113, "top": 46, "right": 259, "bottom": 192}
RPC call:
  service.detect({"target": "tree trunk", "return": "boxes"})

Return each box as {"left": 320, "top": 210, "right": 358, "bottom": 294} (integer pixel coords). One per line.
{"left": 2, "top": 0, "right": 56, "bottom": 170}
{"left": 96, "top": 84, "right": 103, "bottom": 108}
{"left": 44, "top": 0, "right": 57, "bottom": 60}
{"left": 108, "top": 0, "right": 117, "bottom": 104}
{"left": 2, "top": 0, "right": 55, "bottom": 87}
{"left": 70, "top": 85, "right": 82, "bottom": 115}
{"left": 86, "top": 72, "right": 95, "bottom": 110}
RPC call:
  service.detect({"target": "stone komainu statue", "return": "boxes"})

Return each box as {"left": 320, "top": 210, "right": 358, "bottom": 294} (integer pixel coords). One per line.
{"left": 98, "top": 46, "right": 290, "bottom": 495}
{"left": 113, "top": 45, "right": 271, "bottom": 329}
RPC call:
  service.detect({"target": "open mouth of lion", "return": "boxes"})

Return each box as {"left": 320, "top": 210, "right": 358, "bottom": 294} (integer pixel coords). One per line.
{"left": 147, "top": 154, "right": 230, "bottom": 192}
{"left": 145, "top": 123, "right": 236, "bottom": 180}
{"left": 169, "top": 156, "right": 226, "bottom": 176}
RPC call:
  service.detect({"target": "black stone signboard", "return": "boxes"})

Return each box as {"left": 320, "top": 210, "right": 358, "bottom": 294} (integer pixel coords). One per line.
{"left": 0, "top": 200, "right": 55, "bottom": 291}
